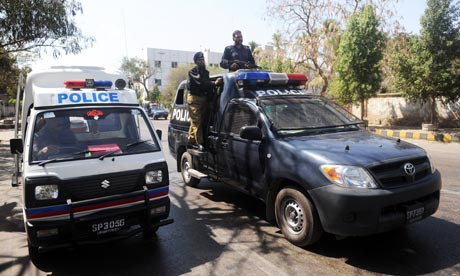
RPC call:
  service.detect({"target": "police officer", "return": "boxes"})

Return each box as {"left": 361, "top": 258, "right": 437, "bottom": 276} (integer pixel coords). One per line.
{"left": 220, "top": 30, "right": 256, "bottom": 72}
{"left": 187, "top": 51, "right": 223, "bottom": 150}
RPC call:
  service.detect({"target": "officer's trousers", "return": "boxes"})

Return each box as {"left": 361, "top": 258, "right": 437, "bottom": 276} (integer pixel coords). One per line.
{"left": 187, "top": 94, "right": 207, "bottom": 145}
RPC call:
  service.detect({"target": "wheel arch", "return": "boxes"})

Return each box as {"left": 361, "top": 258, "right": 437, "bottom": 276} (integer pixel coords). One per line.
{"left": 265, "top": 177, "right": 316, "bottom": 223}
{"left": 176, "top": 145, "right": 187, "bottom": 172}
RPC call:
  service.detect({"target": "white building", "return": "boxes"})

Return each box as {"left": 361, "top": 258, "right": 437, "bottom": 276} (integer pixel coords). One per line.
{"left": 146, "top": 48, "right": 222, "bottom": 90}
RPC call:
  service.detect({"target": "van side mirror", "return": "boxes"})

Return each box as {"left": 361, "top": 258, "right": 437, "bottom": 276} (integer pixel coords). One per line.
{"left": 240, "top": 126, "right": 262, "bottom": 141}
{"left": 156, "top": 129, "right": 162, "bottom": 141}
{"left": 10, "top": 138, "right": 23, "bottom": 154}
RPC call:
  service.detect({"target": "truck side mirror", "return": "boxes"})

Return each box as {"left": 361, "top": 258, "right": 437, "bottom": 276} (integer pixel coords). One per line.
{"left": 156, "top": 129, "right": 162, "bottom": 141}
{"left": 10, "top": 138, "right": 23, "bottom": 154}
{"left": 240, "top": 126, "right": 262, "bottom": 141}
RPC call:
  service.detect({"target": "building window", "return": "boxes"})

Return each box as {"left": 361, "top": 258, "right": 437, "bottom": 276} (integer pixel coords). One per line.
{"left": 155, "top": 79, "right": 162, "bottom": 86}
{"left": 171, "top": 61, "right": 178, "bottom": 68}
{"left": 154, "top": 60, "right": 161, "bottom": 68}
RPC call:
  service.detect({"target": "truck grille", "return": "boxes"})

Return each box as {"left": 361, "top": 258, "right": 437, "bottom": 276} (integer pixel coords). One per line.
{"left": 369, "top": 157, "right": 431, "bottom": 188}
{"left": 64, "top": 172, "right": 142, "bottom": 201}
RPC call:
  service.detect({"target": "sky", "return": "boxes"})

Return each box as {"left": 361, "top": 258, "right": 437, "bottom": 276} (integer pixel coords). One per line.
{"left": 29, "top": 0, "right": 427, "bottom": 72}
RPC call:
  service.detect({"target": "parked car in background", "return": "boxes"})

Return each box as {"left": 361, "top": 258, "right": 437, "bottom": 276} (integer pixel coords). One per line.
{"left": 150, "top": 105, "right": 169, "bottom": 120}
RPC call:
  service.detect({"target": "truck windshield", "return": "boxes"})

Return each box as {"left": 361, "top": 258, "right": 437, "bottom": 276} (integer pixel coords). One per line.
{"left": 31, "top": 107, "right": 160, "bottom": 163}
{"left": 260, "top": 97, "right": 363, "bottom": 136}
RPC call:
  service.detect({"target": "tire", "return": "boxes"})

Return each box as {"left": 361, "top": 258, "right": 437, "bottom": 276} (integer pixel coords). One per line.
{"left": 142, "top": 226, "right": 159, "bottom": 239}
{"left": 180, "top": 152, "right": 200, "bottom": 187}
{"left": 275, "top": 187, "right": 323, "bottom": 247}
{"left": 28, "top": 242, "right": 40, "bottom": 261}
{"left": 153, "top": 116, "right": 157, "bottom": 120}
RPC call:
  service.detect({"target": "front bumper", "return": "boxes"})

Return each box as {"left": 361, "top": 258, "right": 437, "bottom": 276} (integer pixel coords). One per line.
{"left": 309, "top": 170, "right": 441, "bottom": 237}
{"left": 24, "top": 186, "right": 173, "bottom": 252}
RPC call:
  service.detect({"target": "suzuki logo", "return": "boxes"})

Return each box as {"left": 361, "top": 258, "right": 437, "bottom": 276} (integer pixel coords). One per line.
{"left": 101, "top": 180, "right": 111, "bottom": 189}
{"left": 403, "top": 163, "right": 416, "bottom": 176}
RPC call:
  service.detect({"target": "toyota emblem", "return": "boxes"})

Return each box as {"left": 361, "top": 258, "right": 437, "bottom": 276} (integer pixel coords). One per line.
{"left": 403, "top": 163, "right": 416, "bottom": 176}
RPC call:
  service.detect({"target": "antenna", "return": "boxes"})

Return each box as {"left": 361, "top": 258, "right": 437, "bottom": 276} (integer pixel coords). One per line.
{"left": 122, "top": 10, "right": 128, "bottom": 57}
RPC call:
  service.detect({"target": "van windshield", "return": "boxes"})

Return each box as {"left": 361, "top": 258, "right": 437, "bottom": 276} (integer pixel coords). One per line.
{"left": 260, "top": 97, "right": 363, "bottom": 137}
{"left": 31, "top": 107, "right": 160, "bottom": 163}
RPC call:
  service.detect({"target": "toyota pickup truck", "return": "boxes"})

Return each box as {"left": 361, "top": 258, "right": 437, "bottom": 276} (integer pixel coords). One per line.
{"left": 168, "top": 70, "right": 441, "bottom": 247}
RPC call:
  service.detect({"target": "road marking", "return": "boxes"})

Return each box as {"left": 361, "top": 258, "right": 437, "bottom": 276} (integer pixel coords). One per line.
{"left": 441, "top": 189, "right": 460, "bottom": 195}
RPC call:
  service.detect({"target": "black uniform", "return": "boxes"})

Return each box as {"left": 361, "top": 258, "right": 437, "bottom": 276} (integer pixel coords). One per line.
{"left": 188, "top": 65, "right": 215, "bottom": 96}
{"left": 220, "top": 45, "right": 256, "bottom": 71}
{"left": 187, "top": 65, "right": 216, "bottom": 146}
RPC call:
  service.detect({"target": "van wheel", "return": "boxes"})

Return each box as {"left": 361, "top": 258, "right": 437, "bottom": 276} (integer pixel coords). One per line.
{"left": 180, "top": 152, "right": 200, "bottom": 187}
{"left": 28, "top": 242, "right": 40, "bottom": 261}
{"left": 275, "top": 187, "right": 323, "bottom": 247}
{"left": 143, "top": 226, "right": 159, "bottom": 239}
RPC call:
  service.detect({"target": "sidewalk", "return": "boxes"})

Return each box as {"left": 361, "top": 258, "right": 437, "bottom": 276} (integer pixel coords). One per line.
{"left": 368, "top": 125, "right": 460, "bottom": 143}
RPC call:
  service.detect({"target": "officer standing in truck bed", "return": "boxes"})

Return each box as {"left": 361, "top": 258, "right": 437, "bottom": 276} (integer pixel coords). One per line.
{"left": 220, "top": 30, "right": 256, "bottom": 72}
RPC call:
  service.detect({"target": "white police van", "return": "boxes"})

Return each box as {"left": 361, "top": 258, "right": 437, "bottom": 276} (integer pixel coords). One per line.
{"left": 10, "top": 66, "right": 173, "bottom": 260}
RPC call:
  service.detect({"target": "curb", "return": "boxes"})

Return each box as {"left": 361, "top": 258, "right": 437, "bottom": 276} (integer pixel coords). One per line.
{"left": 372, "top": 129, "right": 460, "bottom": 143}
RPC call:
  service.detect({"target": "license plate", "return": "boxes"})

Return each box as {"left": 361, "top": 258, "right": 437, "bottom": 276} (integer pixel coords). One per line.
{"left": 405, "top": 204, "right": 425, "bottom": 223}
{"left": 91, "top": 218, "right": 125, "bottom": 235}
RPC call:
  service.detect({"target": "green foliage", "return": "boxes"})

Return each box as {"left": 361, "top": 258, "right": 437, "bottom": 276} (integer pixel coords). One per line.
{"left": 331, "top": 4, "right": 384, "bottom": 118}
{"left": 120, "top": 57, "right": 155, "bottom": 99}
{"left": 162, "top": 64, "right": 194, "bottom": 108}
{"left": 389, "top": 0, "right": 460, "bottom": 123}
{"left": 0, "top": 0, "right": 94, "bottom": 57}
{"left": 0, "top": 53, "right": 31, "bottom": 102}
{"left": 149, "top": 84, "right": 161, "bottom": 102}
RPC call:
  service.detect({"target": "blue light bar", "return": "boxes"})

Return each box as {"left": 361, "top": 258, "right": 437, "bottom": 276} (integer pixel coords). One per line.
{"left": 236, "top": 72, "right": 270, "bottom": 86}
{"left": 93, "top": 80, "right": 113, "bottom": 89}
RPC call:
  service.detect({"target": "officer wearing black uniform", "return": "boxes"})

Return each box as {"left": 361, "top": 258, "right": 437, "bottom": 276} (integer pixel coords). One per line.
{"left": 187, "top": 51, "right": 223, "bottom": 150}
{"left": 220, "top": 30, "right": 256, "bottom": 72}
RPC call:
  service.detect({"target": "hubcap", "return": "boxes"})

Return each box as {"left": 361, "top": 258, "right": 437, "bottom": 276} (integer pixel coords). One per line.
{"left": 283, "top": 199, "right": 304, "bottom": 233}
{"left": 182, "top": 160, "right": 191, "bottom": 180}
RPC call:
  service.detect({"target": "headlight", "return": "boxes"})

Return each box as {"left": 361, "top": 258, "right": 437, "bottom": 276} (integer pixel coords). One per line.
{"left": 145, "top": 170, "right": 163, "bottom": 184}
{"left": 35, "top": 185, "right": 59, "bottom": 200}
{"left": 427, "top": 154, "right": 436, "bottom": 173}
{"left": 320, "top": 165, "right": 378, "bottom": 188}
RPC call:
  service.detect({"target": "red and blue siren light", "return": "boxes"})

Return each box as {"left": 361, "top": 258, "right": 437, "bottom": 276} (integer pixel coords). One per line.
{"left": 64, "top": 79, "right": 113, "bottom": 89}
{"left": 236, "top": 72, "right": 307, "bottom": 87}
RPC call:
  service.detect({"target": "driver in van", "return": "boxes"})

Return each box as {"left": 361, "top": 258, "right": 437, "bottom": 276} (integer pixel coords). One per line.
{"left": 33, "top": 116, "right": 76, "bottom": 160}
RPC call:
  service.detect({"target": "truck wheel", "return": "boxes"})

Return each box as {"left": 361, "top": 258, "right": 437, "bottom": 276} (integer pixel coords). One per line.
{"left": 180, "top": 152, "right": 200, "bottom": 187}
{"left": 275, "top": 187, "right": 323, "bottom": 247}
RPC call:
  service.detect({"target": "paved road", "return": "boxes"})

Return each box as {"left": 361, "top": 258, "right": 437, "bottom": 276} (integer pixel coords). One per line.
{"left": 1, "top": 122, "right": 459, "bottom": 276}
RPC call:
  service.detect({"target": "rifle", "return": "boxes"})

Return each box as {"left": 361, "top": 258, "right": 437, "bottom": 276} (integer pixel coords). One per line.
{"left": 222, "top": 59, "right": 257, "bottom": 70}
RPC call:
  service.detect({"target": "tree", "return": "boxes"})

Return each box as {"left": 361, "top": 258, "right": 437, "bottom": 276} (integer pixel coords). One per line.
{"left": 120, "top": 57, "right": 156, "bottom": 100}
{"left": 149, "top": 84, "right": 161, "bottom": 103}
{"left": 0, "top": 0, "right": 94, "bottom": 58}
{"left": 256, "top": 32, "right": 295, "bottom": 73}
{"left": 390, "top": 0, "right": 460, "bottom": 124}
{"left": 248, "top": 41, "right": 260, "bottom": 53}
{"left": 332, "top": 4, "right": 384, "bottom": 119}
{"left": 266, "top": 0, "right": 399, "bottom": 95}
{"left": 162, "top": 65, "right": 193, "bottom": 108}
{"left": 0, "top": 54, "right": 31, "bottom": 102}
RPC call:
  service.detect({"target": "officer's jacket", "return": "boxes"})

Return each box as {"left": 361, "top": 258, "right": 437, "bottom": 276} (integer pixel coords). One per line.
{"left": 220, "top": 44, "right": 256, "bottom": 71}
{"left": 187, "top": 65, "right": 215, "bottom": 97}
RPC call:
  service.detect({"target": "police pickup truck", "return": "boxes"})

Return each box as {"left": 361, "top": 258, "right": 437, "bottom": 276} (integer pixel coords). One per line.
{"left": 168, "top": 70, "right": 441, "bottom": 247}
{"left": 10, "top": 66, "right": 173, "bottom": 259}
